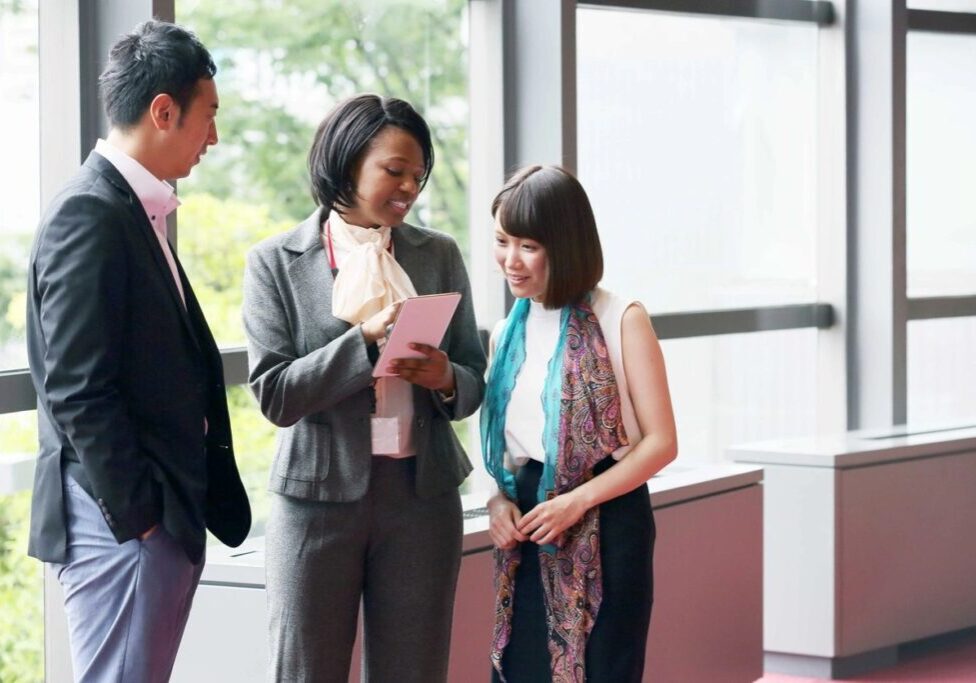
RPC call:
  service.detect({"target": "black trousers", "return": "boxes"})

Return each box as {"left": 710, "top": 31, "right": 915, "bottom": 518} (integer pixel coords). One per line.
{"left": 492, "top": 457, "right": 655, "bottom": 683}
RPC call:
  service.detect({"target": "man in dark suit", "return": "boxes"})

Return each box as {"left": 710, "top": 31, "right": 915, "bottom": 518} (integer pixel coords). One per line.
{"left": 25, "top": 20, "right": 250, "bottom": 682}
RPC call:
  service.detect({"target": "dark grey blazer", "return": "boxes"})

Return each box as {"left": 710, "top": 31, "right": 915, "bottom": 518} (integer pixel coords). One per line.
{"left": 26, "top": 152, "right": 251, "bottom": 565}
{"left": 243, "top": 208, "right": 486, "bottom": 501}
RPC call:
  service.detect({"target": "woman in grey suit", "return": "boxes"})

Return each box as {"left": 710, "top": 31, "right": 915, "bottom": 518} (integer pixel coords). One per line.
{"left": 242, "top": 94, "right": 486, "bottom": 683}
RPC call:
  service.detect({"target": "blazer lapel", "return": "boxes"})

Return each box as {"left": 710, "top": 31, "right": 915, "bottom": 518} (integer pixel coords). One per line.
{"left": 286, "top": 209, "right": 352, "bottom": 354}
{"left": 173, "top": 256, "right": 206, "bottom": 354}
{"left": 392, "top": 224, "right": 434, "bottom": 295}
{"left": 86, "top": 153, "right": 203, "bottom": 352}
{"left": 131, "top": 207, "right": 205, "bottom": 353}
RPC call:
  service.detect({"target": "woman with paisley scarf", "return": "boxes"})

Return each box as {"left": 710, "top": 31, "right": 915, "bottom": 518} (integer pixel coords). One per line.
{"left": 482, "top": 165, "right": 678, "bottom": 683}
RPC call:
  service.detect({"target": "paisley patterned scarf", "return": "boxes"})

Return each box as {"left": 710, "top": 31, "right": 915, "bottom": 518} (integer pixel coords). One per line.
{"left": 481, "top": 295, "right": 628, "bottom": 682}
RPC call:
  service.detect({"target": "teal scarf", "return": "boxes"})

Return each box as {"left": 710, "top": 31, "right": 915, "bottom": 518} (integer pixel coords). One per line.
{"left": 481, "top": 297, "right": 566, "bottom": 522}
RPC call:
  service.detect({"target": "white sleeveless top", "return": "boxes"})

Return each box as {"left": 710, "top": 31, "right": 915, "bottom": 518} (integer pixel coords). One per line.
{"left": 500, "top": 288, "right": 643, "bottom": 466}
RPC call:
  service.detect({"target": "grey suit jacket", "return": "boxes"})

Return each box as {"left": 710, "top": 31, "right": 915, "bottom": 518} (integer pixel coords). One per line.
{"left": 243, "top": 208, "right": 486, "bottom": 501}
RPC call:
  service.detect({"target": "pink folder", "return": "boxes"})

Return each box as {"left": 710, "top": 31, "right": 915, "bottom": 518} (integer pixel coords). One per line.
{"left": 372, "top": 292, "right": 462, "bottom": 378}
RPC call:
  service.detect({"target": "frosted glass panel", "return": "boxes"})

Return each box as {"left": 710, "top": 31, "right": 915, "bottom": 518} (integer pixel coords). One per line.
{"left": 909, "top": 1, "right": 976, "bottom": 10}
{"left": 907, "top": 31, "right": 976, "bottom": 296}
{"left": 662, "top": 328, "right": 818, "bottom": 464}
{"left": 908, "top": 317, "right": 976, "bottom": 426}
{"left": 578, "top": 8, "right": 818, "bottom": 314}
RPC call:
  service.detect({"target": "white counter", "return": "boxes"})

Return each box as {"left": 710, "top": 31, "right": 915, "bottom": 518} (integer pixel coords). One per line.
{"left": 160, "top": 462, "right": 764, "bottom": 683}
{"left": 197, "top": 462, "right": 763, "bottom": 585}
{"left": 37, "top": 461, "right": 764, "bottom": 682}
{"left": 730, "top": 424, "right": 976, "bottom": 679}
{"left": 731, "top": 423, "right": 976, "bottom": 468}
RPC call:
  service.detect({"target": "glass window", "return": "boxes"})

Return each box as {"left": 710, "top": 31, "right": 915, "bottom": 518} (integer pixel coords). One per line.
{"left": 175, "top": 0, "right": 470, "bottom": 346}
{"left": 661, "top": 328, "right": 818, "bottom": 463}
{"left": 577, "top": 7, "right": 819, "bottom": 313}
{"left": 909, "top": 1, "right": 976, "bottom": 10}
{"left": 0, "top": 410, "right": 42, "bottom": 682}
{"left": 907, "top": 31, "right": 976, "bottom": 297}
{"left": 0, "top": 1, "right": 39, "bottom": 371}
{"left": 225, "top": 385, "right": 276, "bottom": 539}
{"left": 908, "top": 317, "right": 976, "bottom": 426}
{"left": 0, "top": 2, "right": 41, "bottom": 678}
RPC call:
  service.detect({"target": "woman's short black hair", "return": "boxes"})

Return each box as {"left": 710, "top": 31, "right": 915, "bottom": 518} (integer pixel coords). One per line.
{"left": 491, "top": 165, "right": 603, "bottom": 309}
{"left": 308, "top": 94, "right": 434, "bottom": 212}
{"left": 98, "top": 20, "right": 216, "bottom": 130}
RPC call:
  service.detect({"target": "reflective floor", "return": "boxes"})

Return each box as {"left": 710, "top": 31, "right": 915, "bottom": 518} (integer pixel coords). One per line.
{"left": 756, "top": 629, "right": 976, "bottom": 683}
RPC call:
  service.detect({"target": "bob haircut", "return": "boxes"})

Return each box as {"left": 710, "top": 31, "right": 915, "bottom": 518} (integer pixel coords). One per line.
{"left": 308, "top": 94, "right": 434, "bottom": 213}
{"left": 491, "top": 165, "right": 603, "bottom": 309}
{"left": 98, "top": 20, "right": 216, "bottom": 130}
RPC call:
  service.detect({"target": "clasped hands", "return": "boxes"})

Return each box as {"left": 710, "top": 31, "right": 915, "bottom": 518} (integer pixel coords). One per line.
{"left": 487, "top": 489, "right": 588, "bottom": 551}
{"left": 360, "top": 300, "right": 455, "bottom": 393}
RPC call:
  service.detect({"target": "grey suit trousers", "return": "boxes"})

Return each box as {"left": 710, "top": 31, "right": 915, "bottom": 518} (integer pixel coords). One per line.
{"left": 266, "top": 456, "right": 462, "bottom": 683}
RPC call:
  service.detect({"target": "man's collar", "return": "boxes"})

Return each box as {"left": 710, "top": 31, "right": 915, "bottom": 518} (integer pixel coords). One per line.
{"left": 94, "top": 138, "right": 180, "bottom": 221}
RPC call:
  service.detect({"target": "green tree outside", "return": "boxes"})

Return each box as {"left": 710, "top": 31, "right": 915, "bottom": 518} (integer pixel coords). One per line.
{"left": 179, "top": 0, "right": 469, "bottom": 242}
{"left": 0, "top": 414, "right": 42, "bottom": 683}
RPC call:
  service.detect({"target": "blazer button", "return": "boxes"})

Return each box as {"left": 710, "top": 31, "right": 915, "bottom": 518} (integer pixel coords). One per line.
{"left": 416, "top": 417, "right": 426, "bottom": 429}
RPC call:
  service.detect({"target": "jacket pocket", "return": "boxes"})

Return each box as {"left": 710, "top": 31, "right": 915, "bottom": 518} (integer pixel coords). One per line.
{"left": 273, "top": 422, "right": 331, "bottom": 482}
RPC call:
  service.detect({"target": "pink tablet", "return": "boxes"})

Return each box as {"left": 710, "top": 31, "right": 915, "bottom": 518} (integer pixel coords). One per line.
{"left": 372, "top": 292, "right": 462, "bottom": 378}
